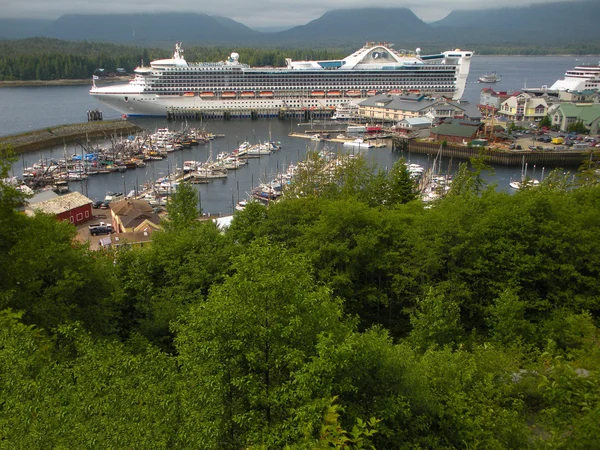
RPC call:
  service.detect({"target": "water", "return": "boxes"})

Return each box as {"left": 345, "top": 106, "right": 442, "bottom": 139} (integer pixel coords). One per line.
{"left": 2, "top": 55, "right": 592, "bottom": 213}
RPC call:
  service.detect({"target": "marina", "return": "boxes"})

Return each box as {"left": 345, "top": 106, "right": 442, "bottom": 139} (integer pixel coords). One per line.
{"left": 2, "top": 54, "right": 598, "bottom": 214}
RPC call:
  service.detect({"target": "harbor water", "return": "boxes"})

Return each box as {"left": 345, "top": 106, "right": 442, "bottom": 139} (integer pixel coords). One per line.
{"left": 1, "top": 55, "right": 594, "bottom": 213}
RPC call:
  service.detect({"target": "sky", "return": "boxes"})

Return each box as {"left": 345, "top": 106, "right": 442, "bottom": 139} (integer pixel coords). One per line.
{"left": 0, "top": 0, "right": 581, "bottom": 28}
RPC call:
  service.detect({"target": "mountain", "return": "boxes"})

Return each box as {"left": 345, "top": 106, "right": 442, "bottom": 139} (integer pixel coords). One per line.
{"left": 0, "top": 19, "right": 53, "bottom": 39}
{"left": 270, "top": 8, "right": 430, "bottom": 46}
{"left": 42, "top": 13, "right": 259, "bottom": 45}
{"left": 0, "top": 3, "right": 598, "bottom": 49}
{"left": 431, "top": 0, "right": 600, "bottom": 44}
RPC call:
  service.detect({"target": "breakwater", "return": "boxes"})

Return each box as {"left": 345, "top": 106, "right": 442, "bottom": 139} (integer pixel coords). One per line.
{"left": 0, "top": 120, "right": 142, "bottom": 154}
{"left": 392, "top": 138, "right": 592, "bottom": 167}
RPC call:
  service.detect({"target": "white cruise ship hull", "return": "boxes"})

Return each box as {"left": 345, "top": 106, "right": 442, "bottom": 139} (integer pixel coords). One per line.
{"left": 91, "top": 42, "right": 473, "bottom": 118}
{"left": 93, "top": 93, "right": 359, "bottom": 117}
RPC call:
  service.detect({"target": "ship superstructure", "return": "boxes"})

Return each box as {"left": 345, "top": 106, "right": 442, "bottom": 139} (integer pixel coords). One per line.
{"left": 90, "top": 42, "right": 473, "bottom": 117}
{"left": 549, "top": 62, "right": 600, "bottom": 91}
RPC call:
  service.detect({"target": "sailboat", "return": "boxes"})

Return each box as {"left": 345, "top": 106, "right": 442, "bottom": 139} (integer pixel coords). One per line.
{"left": 510, "top": 157, "right": 540, "bottom": 189}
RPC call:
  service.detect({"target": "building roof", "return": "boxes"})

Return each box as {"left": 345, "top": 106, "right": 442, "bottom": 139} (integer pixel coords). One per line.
{"left": 111, "top": 198, "right": 153, "bottom": 215}
{"left": 97, "top": 228, "right": 155, "bottom": 250}
{"left": 448, "top": 101, "right": 482, "bottom": 119}
{"left": 554, "top": 103, "right": 600, "bottom": 124}
{"left": 111, "top": 198, "right": 160, "bottom": 229}
{"left": 28, "top": 191, "right": 92, "bottom": 215}
{"left": 431, "top": 122, "right": 481, "bottom": 138}
{"left": 400, "top": 117, "right": 432, "bottom": 126}
{"left": 359, "top": 94, "right": 439, "bottom": 112}
{"left": 29, "top": 189, "right": 59, "bottom": 204}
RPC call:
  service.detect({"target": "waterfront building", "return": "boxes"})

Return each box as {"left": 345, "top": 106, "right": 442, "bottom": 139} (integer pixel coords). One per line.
{"left": 25, "top": 191, "right": 93, "bottom": 225}
{"left": 479, "top": 88, "right": 513, "bottom": 112}
{"left": 551, "top": 103, "right": 600, "bottom": 133}
{"left": 498, "top": 92, "right": 548, "bottom": 122}
{"left": 557, "top": 89, "right": 599, "bottom": 103}
{"left": 358, "top": 93, "right": 481, "bottom": 125}
{"left": 430, "top": 120, "right": 482, "bottom": 144}
{"left": 395, "top": 117, "right": 433, "bottom": 131}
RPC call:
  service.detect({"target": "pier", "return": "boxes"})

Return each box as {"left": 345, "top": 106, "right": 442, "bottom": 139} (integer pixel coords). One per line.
{"left": 392, "top": 137, "right": 593, "bottom": 167}
{"left": 166, "top": 107, "right": 335, "bottom": 121}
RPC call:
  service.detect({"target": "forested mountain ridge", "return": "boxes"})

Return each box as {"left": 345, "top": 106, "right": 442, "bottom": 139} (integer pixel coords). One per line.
{"left": 0, "top": 38, "right": 346, "bottom": 81}
{"left": 1, "top": 145, "right": 600, "bottom": 448}
{"left": 0, "top": 0, "right": 599, "bottom": 48}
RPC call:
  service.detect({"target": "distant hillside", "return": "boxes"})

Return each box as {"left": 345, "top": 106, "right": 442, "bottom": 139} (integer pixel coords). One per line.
{"left": 0, "top": 19, "right": 52, "bottom": 40}
{"left": 431, "top": 0, "right": 600, "bottom": 43}
{"left": 0, "top": 3, "right": 599, "bottom": 52}
{"left": 42, "top": 13, "right": 259, "bottom": 45}
{"left": 271, "top": 8, "right": 430, "bottom": 46}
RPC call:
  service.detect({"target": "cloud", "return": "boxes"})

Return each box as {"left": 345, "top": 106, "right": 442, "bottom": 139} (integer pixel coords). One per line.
{"left": 0, "top": 0, "right": 584, "bottom": 27}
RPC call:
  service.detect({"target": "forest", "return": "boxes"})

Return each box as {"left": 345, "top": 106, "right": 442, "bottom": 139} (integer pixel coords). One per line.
{"left": 1, "top": 38, "right": 600, "bottom": 81}
{"left": 0, "top": 38, "right": 345, "bottom": 81}
{"left": 1, "top": 144, "right": 599, "bottom": 449}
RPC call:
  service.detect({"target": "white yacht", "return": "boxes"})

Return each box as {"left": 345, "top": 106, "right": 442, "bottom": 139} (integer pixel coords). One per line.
{"left": 331, "top": 102, "right": 360, "bottom": 120}
{"left": 90, "top": 42, "right": 473, "bottom": 117}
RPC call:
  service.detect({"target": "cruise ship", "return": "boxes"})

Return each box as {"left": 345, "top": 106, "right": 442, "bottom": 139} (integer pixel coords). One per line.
{"left": 90, "top": 42, "right": 473, "bottom": 117}
{"left": 549, "top": 61, "right": 600, "bottom": 91}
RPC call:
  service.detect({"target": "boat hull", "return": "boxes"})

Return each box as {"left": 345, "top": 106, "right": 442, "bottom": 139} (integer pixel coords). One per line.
{"left": 92, "top": 92, "right": 372, "bottom": 117}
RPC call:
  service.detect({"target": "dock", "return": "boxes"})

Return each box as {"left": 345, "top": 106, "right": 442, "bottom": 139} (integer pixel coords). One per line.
{"left": 166, "top": 107, "right": 336, "bottom": 121}
{"left": 392, "top": 137, "right": 593, "bottom": 167}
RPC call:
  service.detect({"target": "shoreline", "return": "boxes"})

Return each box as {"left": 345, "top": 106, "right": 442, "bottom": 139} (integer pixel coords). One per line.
{"left": 0, "top": 120, "right": 142, "bottom": 154}
{"left": 0, "top": 77, "right": 132, "bottom": 88}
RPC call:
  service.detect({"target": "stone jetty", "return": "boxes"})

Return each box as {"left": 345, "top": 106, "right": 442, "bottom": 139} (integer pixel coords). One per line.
{"left": 0, "top": 120, "right": 142, "bottom": 154}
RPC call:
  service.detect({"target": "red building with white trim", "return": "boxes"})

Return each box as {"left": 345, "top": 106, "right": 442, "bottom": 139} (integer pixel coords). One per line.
{"left": 26, "top": 191, "right": 93, "bottom": 225}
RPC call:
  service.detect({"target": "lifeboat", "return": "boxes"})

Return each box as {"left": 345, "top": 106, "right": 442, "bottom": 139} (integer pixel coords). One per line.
{"left": 200, "top": 91, "right": 215, "bottom": 98}
{"left": 241, "top": 91, "right": 256, "bottom": 98}
{"left": 346, "top": 90, "right": 361, "bottom": 97}
{"left": 311, "top": 90, "right": 326, "bottom": 97}
{"left": 366, "top": 90, "right": 378, "bottom": 96}
{"left": 259, "top": 91, "right": 274, "bottom": 97}
{"left": 183, "top": 92, "right": 195, "bottom": 97}
{"left": 388, "top": 89, "right": 402, "bottom": 95}
{"left": 327, "top": 90, "right": 342, "bottom": 97}
{"left": 221, "top": 91, "right": 237, "bottom": 98}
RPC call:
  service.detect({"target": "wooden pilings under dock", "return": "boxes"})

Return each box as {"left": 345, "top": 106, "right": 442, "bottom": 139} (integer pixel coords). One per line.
{"left": 392, "top": 137, "right": 594, "bottom": 167}
{"left": 166, "top": 107, "right": 335, "bottom": 121}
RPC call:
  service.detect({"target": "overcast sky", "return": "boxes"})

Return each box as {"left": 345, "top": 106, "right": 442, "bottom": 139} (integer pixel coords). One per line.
{"left": 0, "top": 0, "right": 579, "bottom": 28}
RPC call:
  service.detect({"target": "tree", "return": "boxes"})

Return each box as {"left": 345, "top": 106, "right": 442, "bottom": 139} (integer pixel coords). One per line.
{"left": 539, "top": 115, "right": 552, "bottom": 128}
{"left": 408, "top": 286, "right": 463, "bottom": 351}
{"left": 567, "top": 119, "right": 587, "bottom": 134}
{"left": 174, "top": 239, "right": 349, "bottom": 449}
{"left": 380, "top": 158, "right": 418, "bottom": 206}
{"left": 0, "top": 312, "right": 181, "bottom": 448}
{"left": 487, "top": 288, "right": 535, "bottom": 346}
{"left": 164, "top": 181, "right": 199, "bottom": 231}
